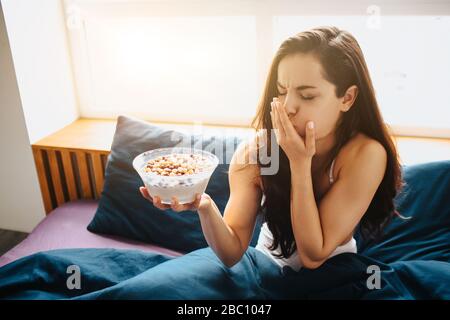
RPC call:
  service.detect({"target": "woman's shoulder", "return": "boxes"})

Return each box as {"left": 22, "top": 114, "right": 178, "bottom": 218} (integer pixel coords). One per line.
{"left": 345, "top": 132, "right": 382, "bottom": 153}
{"left": 336, "top": 132, "right": 386, "bottom": 179}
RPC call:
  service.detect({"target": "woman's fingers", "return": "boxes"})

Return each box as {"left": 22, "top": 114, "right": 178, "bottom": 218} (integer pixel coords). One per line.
{"left": 272, "top": 101, "right": 285, "bottom": 138}
{"left": 140, "top": 187, "right": 202, "bottom": 212}
{"left": 153, "top": 195, "right": 171, "bottom": 210}
{"left": 171, "top": 196, "right": 199, "bottom": 212}
{"left": 171, "top": 197, "right": 185, "bottom": 212}
{"left": 270, "top": 102, "right": 277, "bottom": 130}
{"left": 140, "top": 187, "right": 171, "bottom": 210}
{"left": 190, "top": 193, "right": 202, "bottom": 211}
{"left": 270, "top": 110, "right": 279, "bottom": 143}
{"left": 305, "top": 121, "right": 316, "bottom": 156}
{"left": 275, "top": 99, "right": 298, "bottom": 138}
{"left": 272, "top": 100, "right": 286, "bottom": 137}
{"left": 271, "top": 100, "right": 283, "bottom": 143}
{"left": 139, "top": 186, "right": 153, "bottom": 202}
{"left": 141, "top": 187, "right": 170, "bottom": 210}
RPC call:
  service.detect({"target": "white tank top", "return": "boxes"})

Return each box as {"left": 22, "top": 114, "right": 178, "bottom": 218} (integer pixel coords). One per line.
{"left": 255, "top": 157, "right": 357, "bottom": 271}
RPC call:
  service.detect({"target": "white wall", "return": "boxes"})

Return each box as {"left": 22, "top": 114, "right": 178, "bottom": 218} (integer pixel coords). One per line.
{"left": 0, "top": 2, "right": 45, "bottom": 232}
{"left": 2, "top": 0, "right": 79, "bottom": 144}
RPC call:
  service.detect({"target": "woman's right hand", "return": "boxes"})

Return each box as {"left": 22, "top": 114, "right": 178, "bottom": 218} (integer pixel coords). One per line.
{"left": 139, "top": 186, "right": 212, "bottom": 213}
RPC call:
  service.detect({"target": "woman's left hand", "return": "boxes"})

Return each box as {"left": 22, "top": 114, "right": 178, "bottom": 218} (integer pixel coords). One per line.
{"left": 270, "top": 97, "right": 316, "bottom": 162}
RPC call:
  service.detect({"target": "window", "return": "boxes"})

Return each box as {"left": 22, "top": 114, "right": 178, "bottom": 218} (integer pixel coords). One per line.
{"left": 64, "top": 0, "right": 450, "bottom": 137}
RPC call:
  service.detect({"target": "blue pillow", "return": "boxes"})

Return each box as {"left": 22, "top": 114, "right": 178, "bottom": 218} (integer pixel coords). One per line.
{"left": 87, "top": 115, "right": 262, "bottom": 253}
{"left": 355, "top": 160, "right": 450, "bottom": 263}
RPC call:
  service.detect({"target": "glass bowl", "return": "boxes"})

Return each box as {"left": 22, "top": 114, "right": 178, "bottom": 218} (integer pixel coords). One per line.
{"left": 133, "top": 147, "right": 219, "bottom": 205}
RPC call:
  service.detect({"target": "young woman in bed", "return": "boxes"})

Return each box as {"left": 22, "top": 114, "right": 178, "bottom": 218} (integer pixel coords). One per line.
{"left": 140, "top": 26, "right": 405, "bottom": 271}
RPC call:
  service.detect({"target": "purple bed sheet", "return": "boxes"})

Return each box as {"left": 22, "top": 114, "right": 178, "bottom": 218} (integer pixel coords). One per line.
{"left": 0, "top": 200, "right": 184, "bottom": 268}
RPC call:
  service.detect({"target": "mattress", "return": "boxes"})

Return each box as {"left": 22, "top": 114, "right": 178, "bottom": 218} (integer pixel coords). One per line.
{"left": 0, "top": 200, "right": 184, "bottom": 268}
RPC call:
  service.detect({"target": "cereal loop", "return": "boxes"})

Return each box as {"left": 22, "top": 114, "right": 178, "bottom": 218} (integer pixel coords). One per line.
{"left": 144, "top": 153, "right": 210, "bottom": 176}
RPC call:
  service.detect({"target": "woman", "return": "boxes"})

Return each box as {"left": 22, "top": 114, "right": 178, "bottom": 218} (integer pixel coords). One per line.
{"left": 139, "top": 26, "right": 404, "bottom": 271}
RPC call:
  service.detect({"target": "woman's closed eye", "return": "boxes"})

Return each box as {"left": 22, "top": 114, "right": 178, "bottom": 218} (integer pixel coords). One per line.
{"left": 277, "top": 92, "right": 315, "bottom": 100}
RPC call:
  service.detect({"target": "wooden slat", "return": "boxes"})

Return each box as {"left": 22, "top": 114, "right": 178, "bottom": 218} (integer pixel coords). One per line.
{"left": 32, "top": 147, "right": 53, "bottom": 214}
{"left": 91, "top": 152, "right": 104, "bottom": 198}
{"left": 60, "top": 150, "right": 78, "bottom": 201}
{"left": 47, "top": 149, "right": 65, "bottom": 206}
{"left": 75, "top": 151, "right": 93, "bottom": 198}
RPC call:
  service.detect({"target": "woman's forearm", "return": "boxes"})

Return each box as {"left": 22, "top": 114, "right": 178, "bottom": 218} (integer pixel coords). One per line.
{"left": 290, "top": 159, "right": 325, "bottom": 260}
{"left": 197, "top": 200, "right": 243, "bottom": 267}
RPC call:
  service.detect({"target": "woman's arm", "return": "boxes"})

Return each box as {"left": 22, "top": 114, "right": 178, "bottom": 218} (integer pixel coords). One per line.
{"left": 290, "top": 141, "right": 387, "bottom": 269}
{"left": 197, "top": 141, "right": 262, "bottom": 268}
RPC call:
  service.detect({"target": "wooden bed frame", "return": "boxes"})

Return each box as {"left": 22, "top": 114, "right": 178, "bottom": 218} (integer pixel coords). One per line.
{"left": 31, "top": 119, "right": 115, "bottom": 214}
{"left": 32, "top": 146, "right": 109, "bottom": 214}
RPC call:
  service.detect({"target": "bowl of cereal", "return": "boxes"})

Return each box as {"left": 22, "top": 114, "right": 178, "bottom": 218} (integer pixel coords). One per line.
{"left": 133, "top": 147, "right": 219, "bottom": 205}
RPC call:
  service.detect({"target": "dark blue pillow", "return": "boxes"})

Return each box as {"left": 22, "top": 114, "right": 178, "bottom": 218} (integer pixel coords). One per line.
{"left": 355, "top": 160, "right": 450, "bottom": 263}
{"left": 87, "top": 115, "right": 262, "bottom": 253}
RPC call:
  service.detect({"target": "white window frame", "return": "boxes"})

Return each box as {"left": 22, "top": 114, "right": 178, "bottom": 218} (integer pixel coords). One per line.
{"left": 63, "top": 0, "right": 450, "bottom": 138}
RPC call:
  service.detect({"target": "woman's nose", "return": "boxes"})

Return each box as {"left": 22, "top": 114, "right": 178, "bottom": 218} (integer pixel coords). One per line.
{"left": 283, "top": 98, "right": 298, "bottom": 118}
{"left": 285, "top": 105, "right": 297, "bottom": 118}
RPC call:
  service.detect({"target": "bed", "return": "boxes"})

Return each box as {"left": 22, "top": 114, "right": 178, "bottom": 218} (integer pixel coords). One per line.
{"left": 0, "top": 116, "right": 449, "bottom": 299}
{"left": 0, "top": 160, "right": 449, "bottom": 300}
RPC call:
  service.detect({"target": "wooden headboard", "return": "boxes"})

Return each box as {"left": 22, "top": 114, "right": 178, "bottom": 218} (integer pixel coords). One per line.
{"left": 31, "top": 119, "right": 115, "bottom": 214}
{"left": 32, "top": 146, "right": 109, "bottom": 214}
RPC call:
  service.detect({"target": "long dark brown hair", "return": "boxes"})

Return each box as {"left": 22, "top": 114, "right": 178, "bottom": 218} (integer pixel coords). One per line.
{"left": 251, "top": 26, "right": 405, "bottom": 259}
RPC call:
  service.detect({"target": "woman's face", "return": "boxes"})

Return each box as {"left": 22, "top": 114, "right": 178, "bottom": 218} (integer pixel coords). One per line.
{"left": 276, "top": 53, "right": 346, "bottom": 139}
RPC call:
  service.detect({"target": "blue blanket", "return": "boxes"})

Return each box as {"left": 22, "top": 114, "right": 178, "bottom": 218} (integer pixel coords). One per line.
{"left": 1, "top": 161, "right": 449, "bottom": 299}
{"left": 0, "top": 246, "right": 448, "bottom": 300}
